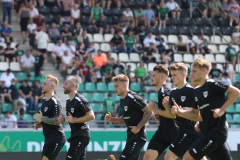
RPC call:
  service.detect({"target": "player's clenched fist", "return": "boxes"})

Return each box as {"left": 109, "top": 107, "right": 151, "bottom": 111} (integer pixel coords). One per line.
{"left": 105, "top": 112, "right": 112, "bottom": 122}
{"left": 162, "top": 96, "right": 170, "bottom": 107}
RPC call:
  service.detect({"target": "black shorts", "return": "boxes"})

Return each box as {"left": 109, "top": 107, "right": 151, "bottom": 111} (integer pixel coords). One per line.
{"left": 189, "top": 134, "right": 232, "bottom": 160}
{"left": 147, "top": 132, "right": 173, "bottom": 157}
{"left": 169, "top": 132, "right": 198, "bottom": 158}
{"left": 42, "top": 142, "right": 65, "bottom": 160}
{"left": 66, "top": 137, "right": 90, "bottom": 160}
{"left": 119, "top": 140, "right": 146, "bottom": 160}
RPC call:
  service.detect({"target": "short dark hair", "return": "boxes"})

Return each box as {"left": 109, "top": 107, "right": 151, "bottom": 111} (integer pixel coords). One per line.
{"left": 153, "top": 64, "right": 169, "bottom": 76}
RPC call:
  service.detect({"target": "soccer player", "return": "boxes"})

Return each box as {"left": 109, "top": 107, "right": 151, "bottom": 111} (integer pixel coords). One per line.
{"left": 143, "top": 65, "right": 178, "bottom": 160}
{"left": 162, "top": 62, "right": 202, "bottom": 160}
{"left": 62, "top": 76, "right": 95, "bottom": 160}
{"left": 172, "top": 57, "right": 239, "bottom": 160}
{"left": 105, "top": 74, "right": 152, "bottom": 160}
{"left": 35, "top": 74, "right": 66, "bottom": 160}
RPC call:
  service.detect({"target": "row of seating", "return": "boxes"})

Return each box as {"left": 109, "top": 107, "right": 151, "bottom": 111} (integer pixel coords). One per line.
{"left": 226, "top": 103, "right": 240, "bottom": 113}
{"left": 0, "top": 62, "right": 21, "bottom": 72}
{"left": 0, "top": 113, "right": 33, "bottom": 121}
{"left": 226, "top": 114, "right": 240, "bottom": 123}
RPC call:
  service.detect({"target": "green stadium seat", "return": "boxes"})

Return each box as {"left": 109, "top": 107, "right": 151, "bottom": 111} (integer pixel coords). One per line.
{"left": 149, "top": 93, "right": 158, "bottom": 102}
{"left": 17, "top": 72, "right": 27, "bottom": 81}
{"left": 14, "top": 114, "right": 20, "bottom": 120}
{"left": 130, "top": 82, "right": 141, "bottom": 92}
{"left": 29, "top": 71, "right": 35, "bottom": 81}
{"left": 93, "top": 93, "right": 104, "bottom": 102}
{"left": 2, "top": 103, "right": 13, "bottom": 112}
{"left": 0, "top": 114, "right": 5, "bottom": 121}
{"left": 78, "top": 83, "right": 85, "bottom": 92}
{"left": 235, "top": 73, "right": 240, "bottom": 82}
{"left": 81, "top": 93, "right": 92, "bottom": 102}
{"left": 91, "top": 103, "right": 103, "bottom": 113}
{"left": 97, "top": 82, "right": 108, "bottom": 92}
{"left": 230, "top": 124, "right": 240, "bottom": 128}
{"left": 35, "top": 76, "right": 46, "bottom": 85}
{"left": 107, "top": 82, "right": 115, "bottom": 92}
{"left": 227, "top": 105, "right": 235, "bottom": 113}
{"left": 85, "top": 82, "right": 96, "bottom": 92}
{"left": 23, "top": 114, "right": 33, "bottom": 121}
{"left": 233, "top": 114, "right": 240, "bottom": 122}
{"left": 115, "top": 95, "right": 121, "bottom": 101}
{"left": 96, "top": 113, "right": 103, "bottom": 120}
{"left": 236, "top": 96, "right": 240, "bottom": 103}
{"left": 139, "top": 92, "right": 149, "bottom": 101}
{"left": 235, "top": 103, "right": 240, "bottom": 112}
{"left": 226, "top": 114, "right": 233, "bottom": 122}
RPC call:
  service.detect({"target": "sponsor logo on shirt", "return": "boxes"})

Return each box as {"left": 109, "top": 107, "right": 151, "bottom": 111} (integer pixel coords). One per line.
{"left": 181, "top": 96, "right": 186, "bottom": 102}
{"left": 71, "top": 108, "right": 74, "bottom": 113}
{"left": 203, "top": 91, "right": 208, "bottom": 98}
{"left": 44, "top": 107, "right": 48, "bottom": 112}
{"left": 215, "top": 82, "right": 227, "bottom": 89}
{"left": 198, "top": 103, "right": 210, "bottom": 110}
{"left": 124, "top": 106, "right": 128, "bottom": 111}
{"left": 123, "top": 117, "right": 130, "bottom": 119}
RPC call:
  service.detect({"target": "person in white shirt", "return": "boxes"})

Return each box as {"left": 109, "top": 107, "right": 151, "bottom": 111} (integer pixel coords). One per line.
{"left": 166, "top": 0, "right": 181, "bottom": 19}
{"left": 221, "top": 72, "right": 232, "bottom": 85}
{"left": 186, "top": 35, "right": 196, "bottom": 54}
{"left": 51, "top": 39, "right": 66, "bottom": 67}
{"left": 61, "top": 50, "right": 74, "bottom": 75}
{"left": 232, "top": 26, "right": 240, "bottom": 44}
{"left": 29, "top": 5, "right": 39, "bottom": 20}
{"left": 143, "top": 32, "right": 157, "bottom": 48}
{"left": 35, "top": 27, "right": 49, "bottom": 53}
{"left": 123, "top": 7, "right": 134, "bottom": 23}
{"left": 2, "top": 112, "right": 18, "bottom": 129}
{"left": 65, "top": 41, "right": 76, "bottom": 58}
{"left": 0, "top": 69, "right": 15, "bottom": 87}
{"left": 71, "top": 4, "right": 80, "bottom": 24}
{"left": 20, "top": 49, "right": 35, "bottom": 74}
{"left": 27, "top": 18, "right": 37, "bottom": 34}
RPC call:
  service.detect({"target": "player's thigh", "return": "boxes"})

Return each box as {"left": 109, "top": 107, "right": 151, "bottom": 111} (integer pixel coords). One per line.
{"left": 144, "top": 149, "right": 159, "bottom": 160}
{"left": 66, "top": 137, "right": 90, "bottom": 160}
{"left": 207, "top": 142, "right": 233, "bottom": 160}
{"left": 42, "top": 142, "right": 65, "bottom": 160}
{"left": 119, "top": 140, "right": 146, "bottom": 160}
{"left": 169, "top": 133, "right": 198, "bottom": 158}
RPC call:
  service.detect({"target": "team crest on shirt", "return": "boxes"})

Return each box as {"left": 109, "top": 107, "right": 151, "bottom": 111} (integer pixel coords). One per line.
{"left": 181, "top": 96, "right": 186, "bottom": 102}
{"left": 203, "top": 91, "right": 208, "bottom": 98}
{"left": 44, "top": 107, "right": 48, "bottom": 112}
{"left": 124, "top": 106, "right": 128, "bottom": 111}
{"left": 71, "top": 108, "right": 74, "bottom": 113}
{"left": 171, "top": 98, "right": 175, "bottom": 102}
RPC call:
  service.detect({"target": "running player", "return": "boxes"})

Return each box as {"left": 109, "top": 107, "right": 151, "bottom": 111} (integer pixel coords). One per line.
{"left": 105, "top": 74, "right": 152, "bottom": 160}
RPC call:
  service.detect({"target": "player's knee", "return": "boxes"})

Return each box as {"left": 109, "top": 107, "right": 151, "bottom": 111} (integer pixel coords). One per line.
{"left": 42, "top": 156, "right": 49, "bottom": 160}
{"left": 143, "top": 151, "right": 151, "bottom": 160}
{"left": 182, "top": 151, "right": 194, "bottom": 160}
{"left": 164, "top": 151, "right": 176, "bottom": 160}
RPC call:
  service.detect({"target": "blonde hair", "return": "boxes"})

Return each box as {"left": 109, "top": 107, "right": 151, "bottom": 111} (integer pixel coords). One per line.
{"left": 193, "top": 57, "right": 211, "bottom": 72}
{"left": 169, "top": 63, "right": 188, "bottom": 74}
{"left": 67, "top": 76, "right": 79, "bottom": 89}
{"left": 46, "top": 74, "right": 59, "bottom": 86}
{"left": 112, "top": 74, "right": 129, "bottom": 83}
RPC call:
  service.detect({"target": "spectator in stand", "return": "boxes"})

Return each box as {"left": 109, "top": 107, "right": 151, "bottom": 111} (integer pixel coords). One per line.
{"left": 155, "top": 34, "right": 167, "bottom": 55}
{"left": 48, "top": 22, "right": 61, "bottom": 44}
{"left": 74, "top": 22, "right": 83, "bottom": 37}
{"left": 119, "top": 14, "right": 130, "bottom": 34}
{"left": 123, "top": 7, "right": 134, "bottom": 24}
{"left": 126, "top": 64, "right": 135, "bottom": 82}
{"left": 106, "top": 51, "right": 116, "bottom": 66}
{"left": 35, "top": 27, "right": 49, "bottom": 54}
{"left": 9, "top": 78, "right": 19, "bottom": 114}
{"left": 1, "top": 21, "right": 14, "bottom": 42}
{"left": 228, "top": 0, "right": 240, "bottom": 27}
{"left": 110, "top": 31, "right": 126, "bottom": 53}
{"left": 67, "top": 61, "right": 80, "bottom": 80}
{"left": 134, "top": 7, "right": 145, "bottom": 27}
{"left": 186, "top": 35, "right": 196, "bottom": 54}
{"left": 27, "top": 19, "right": 37, "bottom": 48}
{"left": 102, "top": 93, "right": 117, "bottom": 125}
{"left": 93, "top": 14, "right": 110, "bottom": 34}
{"left": 61, "top": 50, "right": 74, "bottom": 75}
{"left": 175, "top": 35, "right": 188, "bottom": 53}
{"left": 221, "top": 72, "right": 232, "bottom": 85}
{"left": 195, "top": 0, "right": 208, "bottom": 19}
{"left": 93, "top": 50, "right": 107, "bottom": 67}
{"left": 143, "top": 32, "right": 157, "bottom": 49}
{"left": 65, "top": 41, "right": 76, "bottom": 58}
{"left": 135, "top": 61, "right": 147, "bottom": 83}
{"left": 0, "top": 45, "right": 4, "bottom": 61}
{"left": 20, "top": 49, "right": 35, "bottom": 74}
{"left": 59, "top": 0, "right": 74, "bottom": 10}
{"left": 232, "top": 26, "right": 240, "bottom": 44}
{"left": 29, "top": 4, "right": 39, "bottom": 20}
{"left": 0, "top": 81, "right": 12, "bottom": 105}
{"left": 51, "top": 39, "right": 66, "bottom": 68}
{"left": 142, "top": 43, "right": 157, "bottom": 63}
{"left": 209, "top": 63, "right": 222, "bottom": 80}
{"left": 79, "top": 30, "right": 90, "bottom": 48}
{"left": 124, "top": 31, "right": 137, "bottom": 55}
{"left": 163, "top": 44, "right": 174, "bottom": 65}
{"left": 89, "top": 2, "right": 103, "bottom": 24}
{"left": 136, "top": 25, "right": 148, "bottom": 46}
{"left": 86, "top": 42, "right": 96, "bottom": 54}
{"left": 17, "top": 113, "right": 29, "bottom": 128}
{"left": 79, "top": 61, "right": 94, "bottom": 83}
{"left": 2, "top": 112, "right": 18, "bottom": 129}
{"left": 60, "top": 23, "right": 72, "bottom": 43}
{"left": 15, "top": 44, "right": 25, "bottom": 62}
{"left": 158, "top": 1, "right": 168, "bottom": 31}
{"left": 71, "top": 4, "right": 81, "bottom": 24}
{"left": 33, "top": 14, "right": 45, "bottom": 31}
{"left": 221, "top": 0, "right": 229, "bottom": 19}
{"left": 34, "top": 49, "right": 47, "bottom": 77}
{"left": 100, "top": 62, "right": 112, "bottom": 83}
{"left": 4, "top": 42, "right": 16, "bottom": 62}
{"left": 166, "top": 0, "right": 181, "bottom": 19}
{"left": 32, "top": 80, "right": 43, "bottom": 107}
{"left": 19, "top": 80, "right": 34, "bottom": 111}
{"left": 144, "top": 4, "right": 155, "bottom": 30}
{"left": 112, "top": 60, "right": 126, "bottom": 76}
{"left": 60, "top": 4, "right": 73, "bottom": 25}
{"left": 0, "top": 69, "right": 15, "bottom": 87}
{"left": 225, "top": 42, "right": 237, "bottom": 70}
{"left": 17, "top": 2, "right": 30, "bottom": 44}
{"left": 143, "top": 72, "right": 156, "bottom": 93}
{"left": 39, "top": 0, "right": 58, "bottom": 7}
{"left": 2, "top": 0, "right": 13, "bottom": 24}
{"left": 224, "top": 62, "right": 235, "bottom": 82}
{"left": 196, "top": 33, "right": 211, "bottom": 55}
{"left": 208, "top": 0, "right": 223, "bottom": 18}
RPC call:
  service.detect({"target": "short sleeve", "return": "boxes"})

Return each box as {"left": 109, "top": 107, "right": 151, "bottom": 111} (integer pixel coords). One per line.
{"left": 53, "top": 100, "right": 62, "bottom": 117}
{"left": 79, "top": 97, "right": 92, "bottom": 114}
{"left": 209, "top": 80, "right": 229, "bottom": 94}
{"left": 132, "top": 94, "right": 147, "bottom": 110}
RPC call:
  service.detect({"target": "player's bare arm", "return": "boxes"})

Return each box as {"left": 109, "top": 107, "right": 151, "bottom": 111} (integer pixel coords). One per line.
{"left": 105, "top": 112, "right": 125, "bottom": 124}
{"left": 35, "top": 111, "right": 63, "bottom": 125}
{"left": 34, "top": 121, "right": 42, "bottom": 130}
{"left": 212, "top": 85, "right": 240, "bottom": 118}
{"left": 65, "top": 110, "right": 95, "bottom": 123}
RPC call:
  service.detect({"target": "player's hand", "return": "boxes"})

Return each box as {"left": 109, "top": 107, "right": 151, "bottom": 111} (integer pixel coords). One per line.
{"left": 58, "top": 114, "right": 65, "bottom": 123}
{"left": 194, "top": 121, "right": 200, "bottom": 132}
{"left": 147, "top": 101, "right": 155, "bottom": 112}
{"left": 212, "top": 108, "right": 225, "bottom": 118}
{"left": 129, "top": 126, "right": 140, "bottom": 134}
{"left": 35, "top": 110, "right": 43, "bottom": 122}
{"left": 154, "top": 114, "right": 159, "bottom": 120}
{"left": 104, "top": 112, "right": 112, "bottom": 122}
{"left": 34, "top": 122, "right": 41, "bottom": 130}
{"left": 162, "top": 96, "right": 170, "bottom": 107}
{"left": 171, "top": 102, "right": 181, "bottom": 115}
{"left": 65, "top": 113, "right": 75, "bottom": 123}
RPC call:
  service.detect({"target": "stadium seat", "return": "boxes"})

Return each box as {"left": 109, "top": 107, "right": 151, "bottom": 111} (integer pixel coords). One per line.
{"left": 215, "top": 54, "right": 227, "bottom": 63}
{"left": 183, "top": 17, "right": 195, "bottom": 26}
{"left": 161, "top": 27, "right": 170, "bottom": 35}
{"left": 161, "top": 35, "right": 168, "bottom": 42}
{"left": 180, "top": 35, "right": 188, "bottom": 42}
{"left": 115, "top": 96, "right": 121, "bottom": 101}
{"left": 205, "top": 54, "right": 215, "bottom": 63}
{"left": 216, "top": 64, "right": 223, "bottom": 71}
{"left": 181, "top": 26, "right": 191, "bottom": 35}
{"left": 97, "top": 82, "right": 108, "bottom": 92}
{"left": 101, "top": 43, "right": 111, "bottom": 52}
{"left": 51, "top": 6, "right": 60, "bottom": 15}
{"left": 96, "top": 113, "right": 103, "bottom": 120}
{"left": 94, "top": 43, "right": 100, "bottom": 51}
{"left": 222, "top": 27, "right": 233, "bottom": 35}
{"left": 149, "top": 93, "right": 158, "bottom": 102}
{"left": 170, "top": 26, "right": 181, "bottom": 35}
{"left": 111, "top": 52, "right": 118, "bottom": 61}
{"left": 93, "top": 93, "right": 104, "bottom": 102}
{"left": 130, "top": 82, "right": 141, "bottom": 92}
{"left": 208, "top": 45, "right": 218, "bottom": 54}
{"left": 103, "top": 8, "right": 113, "bottom": 16}
{"left": 235, "top": 74, "right": 240, "bottom": 82}
{"left": 210, "top": 35, "right": 222, "bottom": 44}
{"left": 148, "top": 63, "right": 156, "bottom": 72}
{"left": 0, "top": 42, "right": 6, "bottom": 49}
{"left": 222, "top": 35, "right": 231, "bottom": 44}
{"left": 91, "top": 103, "right": 102, "bottom": 113}
{"left": 233, "top": 114, "right": 240, "bottom": 122}
{"left": 191, "top": 26, "right": 202, "bottom": 35}
{"left": 174, "top": 54, "right": 183, "bottom": 62}
{"left": 183, "top": 54, "right": 194, "bottom": 63}
{"left": 81, "top": 93, "right": 92, "bottom": 102}
{"left": 126, "top": 63, "right": 137, "bottom": 71}
{"left": 107, "top": 82, "right": 115, "bottom": 92}
{"left": 10, "top": 42, "right": 17, "bottom": 49}
{"left": 23, "top": 114, "right": 33, "bottom": 121}
{"left": 139, "top": 92, "right": 149, "bottom": 101}
{"left": 81, "top": 7, "right": 91, "bottom": 16}
{"left": 78, "top": 83, "right": 85, "bottom": 92}
{"left": 39, "top": 6, "right": 51, "bottom": 15}
{"left": 219, "top": 44, "right": 228, "bottom": 53}
{"left": 168, "top": 35, "right": 178, "bottom": 44}
{"left": 236, "top": 64, "right": 240, "bottom": 73}
{"left": 119, "top": 53, "right": 130, "bottom": 62}
{"left": 233, "top": 45, "right": 240, "bottom": 51}
{"left": 235, "top": 103, "right": 240, "bottom": 112}
{"left": 226, "top": 114, "right": 233, "bottom": 122}
{"left": 0, "top": 62, "right": 9, "bottom": 71}
{"left": 104, "top": 34, "right": 113, "bottom": 42}
{"left": 85, "top": 82, "right": 96, "bottom": 92}
{"left": 10, "top": 62, "right": 21, "bottom": 72}
{"left": 130, "top": 53, "right": 141, "bottom": 62}
{"left": 2, "top": 103, "right": 13, "bottom": 112}
{"left": 227, "top": 105, "right": 235, "bottom": 113}
{"left": 17, "top": 72, "right": 27, "bottom": 81}
{"left": 93, "top": 34, "right": 104, "bottom": 43}
{"left": 203, "top": 26, "right": 213, "bottom": 35}
{"left": 230, "top": 124, "right": 240, "bottom": 128}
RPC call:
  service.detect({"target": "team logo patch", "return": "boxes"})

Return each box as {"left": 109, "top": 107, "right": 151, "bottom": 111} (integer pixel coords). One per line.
{"left": 171, "top": 98, "right": 175, "bottom": 102}
{"left": 71, "top": 108, "right": 74, "bottom": 113}
{"left": 181, "top": 96, "right": 186, "bottom": 102}
{"left": 44, "top": 107, "right": 48, "bottom": 112}
{"left": 124, "top": 106, "right": 128, "bottom": 111}
{"left": 203, "top": 91, "right": 208, "bottom": 98}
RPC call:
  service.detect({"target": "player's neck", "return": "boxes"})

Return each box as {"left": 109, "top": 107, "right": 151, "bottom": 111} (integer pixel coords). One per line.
{"left": 199, "top": 77, "right": 208, "bottom": 87}
{"left": 45, "top": 91, "right": 54, "bottom": 101}
{"left": 177, "top": 80, "right": 186, "bottom": 89}
{"left": 121, "top": 89, "right": 129, "bottom": 99}
{"left": 156, "top": 81, "right": 164, "bottom": 91}
{"left": 69, "top": 91, "right": 77, "bottom": 100}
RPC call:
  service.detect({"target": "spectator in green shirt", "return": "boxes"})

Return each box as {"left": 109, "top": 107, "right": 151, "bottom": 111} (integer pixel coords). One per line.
{"left": 89, "top": 2, "right": 103, "bottom": 24}
{"left": 15, "top": 44, "right": 25, "bottom": 62}
{"left": 134, "top": 7, "right": 146, "bottom": 26}
{"left": 225, "top": 42, "right": 237, "bottom": 69}
{"left": 103, "top": 93, "right": 116, "bottom": 115}
{"left": 124, "top": 31, "right": 137, "bottom": 55}
{"left": 196, "top": 0, "right": 208, "bottom": 19}
{"left": 135, "top": 61, "right": 147, "bottom": 83}
{"left": 208, "top": 0, "right": 223, "bottom": 18}
{"left": 158, "top": 1, "right": 168, "bottom": 30}
{"left": 100, "top": 62, "right": 113, "bottom": 83}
